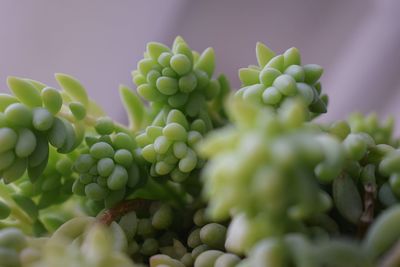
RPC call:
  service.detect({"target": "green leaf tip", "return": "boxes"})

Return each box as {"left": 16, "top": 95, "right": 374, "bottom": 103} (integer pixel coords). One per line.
{"left": 147, "top": 42, "right": 170, "bottom": 61}
{"left": 23, "top": 79, "right": 47, "bottom": 91}
{"left": 256, "top": 42, "right": 276, "bottom": 67}
{"left": 54, "top": 73, "right": 89, "bottom": 107}
{"left": 304, "top": 64, "right": 324, "bottom": 84}
{"left": 41, "top": 87, "right": 63, "bottom": 114}
{"left": 265, "top": 55, "right": 284, "bottom": 72}
{"left": 195, "top": 47, "right": 215, "bottom": 78}
{"left": 172, "top": 36, "right": 189, "bottom": 51}
{"left": 238, "top": 68, "right": 260, "bottom": 86}
{"left": 0, "top": 93, "right": 18, "bottom": 112}
{"left": 119, "top": 84, "right": 145, "bottom": 132}
{"left": 7, "top": 76, "right": 42, "bottom": 107}
{"left": 283, "top": 47, "right": 301, "bottom": 68}
{"left": 69, "top": 102, "right": 87, "bottom": 120}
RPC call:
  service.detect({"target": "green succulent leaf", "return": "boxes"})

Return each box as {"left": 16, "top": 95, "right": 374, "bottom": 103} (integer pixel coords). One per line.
{"left": 55, "top": 73, "right": 89, "bottom": 107}
{"left": 7, "top": 76, "right": 42, "bottom": 107}
{"left": 119, "top": 84, "right": 146, "bottom": 132}
{"left": 256, "top": 42, "right": 276, "bottom": 67}
{"left": 195, "top": 47, "right": 215, "bottom": 78}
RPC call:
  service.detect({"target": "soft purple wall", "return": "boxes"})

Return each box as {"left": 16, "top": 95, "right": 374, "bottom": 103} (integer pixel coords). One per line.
{"left": 0, "top": 0, "right": 187, "bottom": 121}
{"left": 1, "top": 0, "right": 399, "bottom": 128}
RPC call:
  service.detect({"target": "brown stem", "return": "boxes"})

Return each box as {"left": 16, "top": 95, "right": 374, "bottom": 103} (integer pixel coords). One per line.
{"left": 97, "top": 199, "right": 151, "bottom": 225}
{"left": 357, "top": 183, "right": 376, "bottom": 238}
{"left": 379, "top": 240, "right": 400, "bottom": 267}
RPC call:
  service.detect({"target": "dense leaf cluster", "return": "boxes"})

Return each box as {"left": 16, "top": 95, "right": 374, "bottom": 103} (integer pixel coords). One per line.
{"left": 0, "top": 37, "right": 399, "bottom": 267}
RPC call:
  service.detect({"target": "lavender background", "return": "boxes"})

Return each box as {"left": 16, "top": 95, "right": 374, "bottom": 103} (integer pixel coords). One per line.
{"left": 1, "top": 0, "right": 399, "bottom": 128}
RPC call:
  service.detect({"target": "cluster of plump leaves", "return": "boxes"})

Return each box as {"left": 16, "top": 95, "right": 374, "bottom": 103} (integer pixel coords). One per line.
{"left": 198, "top": 45, "right": 400, "bottom": 266}
{"left": 0, "top": 75, "right": 87, "bottom": 184}
{"left": 236, "top": 43, "right": 327, "bottom": 117}
{"left": 347, "top": 112, "right": 396, "bottom": 146}
{"left": 0, "top": 74, "right": 108, "bottom": 235}
{"left": 137, "top": 109, "right": 204, "bottom": 181}
{"left": 2, "top": 37, "right": 400, "bottom": 267}
{"left": 72, "top": 128, "right": 142, "bottom": 210}
{"left": 131, "top": 37, "right": 229, "bottom": 182}
{"left": 18, "top": 217, "right": 135, "bottom": 267}
{"left": 133, "top": 37, "right": 221, "bottom": 116}
{"left": 0, "top": 37, "right": 230, "bottom": 240}
{"left": 200, "top": 94, "right": 400, "bottom": 266}
{"left": 200, "top": 98, "right": 340, "bottom": 252}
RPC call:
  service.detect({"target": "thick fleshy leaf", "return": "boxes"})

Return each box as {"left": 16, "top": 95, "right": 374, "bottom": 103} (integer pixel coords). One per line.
{"left": 119, "top": 85, "right": 145, "bottom": 131}
{"left": 363, "top": 205, "right": 400, "bottom": 259}
{"left": 2, "top": 157, "right": 27, "bottom": 183}
{"left": 259, "top": 67, "right": 281, "bottom": 87}
{"left": 15, "top": 128, "right": 37, "bottom": 158}
{"left": 55, "top": 73, "right": 89, "bottom": 107}
{"left": 217, "top": 74, "right": 230, "bottom": 99}
{"left": 273, "top": 74, "right": 297, "bottom": 96}
{"left": 69, "top": 102, "right": 86, "bottom": 120}
{"left": 283, "top": 47, "right": 301, "bottom": 68}
{"left": 0, "top": 94, "right": 18, "bottom": 112}
{"left": 265, "top": 55, "right": 284, "bottom": 72}
{"left": 28, "top": 155, "right": 48, "bottom": 183}
{"left": 242, "top": 84, "right": 264, "bottom": 104}
{"left": 131, "top": 70, "right": 146, "bottom": 86}
{"left": 320, "top": 94, "right": 329, "bottom": 107}
{"left": 137, "top": 59, "right": 158, "bottom": 76}
{"left": 167, "top": 109, "right": 189, "bottom": 130}
{"left": 29, "top": 133, "right": 49, "bottom": 167}
{"left": 333, "top": 173, "right": 362, "bottom": 224}
{"left": 7, "top": 76, "right": 42, "bottom": 107}
{"left": 238, "top": 68, "right": 260, "bottom": 86}
{"left": 304, "top": 64, "right": 323, "bottom": 84}
{"left": 172, "top": 36, "right": 188, "bottom": 52}
{"left": 41, "top": 87, "right": 63, "bottom": 114}
{"left": 309, "top": 97, "right": 327, "bottom": 114}
{"left": 262, "top": 87, "right": 282, "bottom": 105}
{"left": 146, "top": 42, "right": 170, "bottom": 60}
{"left": 23, "top": 79, "right": 47, "bottom": 91}
{"left": 195, "top": 48, "right": 215, "bottom": 78}
{"left": 192, "top": 50, "right": 200, "bottom": 63}
{"left": 174, "top": 43, "right": 194, "bottom": 64}
{"left": 57, "top": 119, "right": 76, "bottom": 153}
{"left": 256, "top": 42, "right": 275, "bottom": 67}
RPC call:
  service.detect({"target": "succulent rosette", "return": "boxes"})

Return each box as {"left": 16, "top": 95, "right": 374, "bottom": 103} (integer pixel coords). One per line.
{"left": 236, "top": 42, "right": 327, "bottom": 117}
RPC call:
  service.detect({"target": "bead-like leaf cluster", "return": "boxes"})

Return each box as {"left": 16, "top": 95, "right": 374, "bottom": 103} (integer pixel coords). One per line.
{"left": 133, "top": 37, "right": 230, "bottom": 181}
{"left": 236, "top": 43, "right": 327, "bottom": 116}
{"left": 72, "top": 124, "right": 141, "bottom": 209}
{"left": 133, "top": 37, "right": 221, "bottom": 117}
{"left": 0, "top": 74, "right": 97, "bottom": 185}
{"left": 202, "top": 85, "right": 400, "bottom": 261}
{"left": 348, "top": 112, "right": 396, "bottom": 145}
{"left": 137, "top": 109, "right": 204, "bottom": 181}
{"left": 1, "top": 37, "right": 400, "bottom": 267}
{"left": 200, "top": 98, "right": 339, "bottom": 251}
{"left": 21, "top": 217, "right": 135, "bottom": 267}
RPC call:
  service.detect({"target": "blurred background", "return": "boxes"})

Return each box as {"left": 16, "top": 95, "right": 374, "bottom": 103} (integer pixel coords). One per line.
{"left": 0, "top": 0, "right": 399, "bottom": 127}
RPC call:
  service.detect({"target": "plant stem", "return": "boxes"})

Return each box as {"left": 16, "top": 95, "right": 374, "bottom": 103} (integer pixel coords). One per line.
{"left": 357, "top": 183, "right": 376, "bottom": 239}
{"left": 0, "top": 183, "right": 33, "bottom": 229}
{"left": 97, "top": 198, "right": 151, "bottom": 225}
